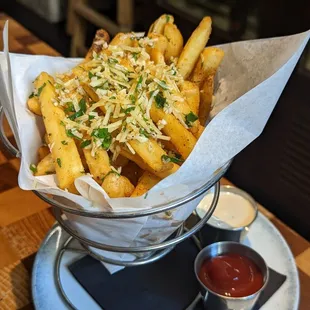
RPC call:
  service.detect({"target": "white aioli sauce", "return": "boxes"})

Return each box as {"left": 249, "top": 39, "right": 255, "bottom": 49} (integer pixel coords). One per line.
{"left": 196, "top": 192, "right": 256, "bottom": 228}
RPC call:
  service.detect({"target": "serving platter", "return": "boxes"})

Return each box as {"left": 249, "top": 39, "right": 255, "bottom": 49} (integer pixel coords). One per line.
{"left": 32, "top": 212, "right": 299, "bottom": 310}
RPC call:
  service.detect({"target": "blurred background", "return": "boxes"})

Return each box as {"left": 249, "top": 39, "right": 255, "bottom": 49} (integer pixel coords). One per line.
{"left": 1, "top": 0, "right": 310, "bottom": 240}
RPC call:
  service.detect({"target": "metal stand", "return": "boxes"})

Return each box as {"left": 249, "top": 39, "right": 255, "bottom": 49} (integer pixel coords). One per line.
{"left": 0, "top": 107, "right": 228, "bottom": 308}
{"left": 54, "top": 227, "right": 203, "bottom": 310}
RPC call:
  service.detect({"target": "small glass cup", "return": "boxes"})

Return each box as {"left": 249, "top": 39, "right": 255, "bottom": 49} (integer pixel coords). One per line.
{"left": 194, "top": 241, "right": 269, "bottom": 310}
{"left": 196, "top": 185, "right": 258, "bottom": 247}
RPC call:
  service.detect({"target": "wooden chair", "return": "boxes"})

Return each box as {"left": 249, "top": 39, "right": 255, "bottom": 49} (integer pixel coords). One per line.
{"left": 67, "top": 0, "right": 133, "bottom": 57}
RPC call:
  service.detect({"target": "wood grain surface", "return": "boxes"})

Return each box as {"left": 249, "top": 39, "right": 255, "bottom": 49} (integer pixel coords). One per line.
{"left": 0, "top": 12, "right": 309, "bottom": 310}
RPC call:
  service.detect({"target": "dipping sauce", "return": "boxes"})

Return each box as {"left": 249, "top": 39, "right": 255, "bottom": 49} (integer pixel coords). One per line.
{"left": 198, "top": 254, "right": 264, "bottom": 297}
{"left": 196, "top": 192, "right": 256, "bottom": 228}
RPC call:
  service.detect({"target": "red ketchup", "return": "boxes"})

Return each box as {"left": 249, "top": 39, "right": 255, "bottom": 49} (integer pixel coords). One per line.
{"left": 198, "top": 254, "right": 264, "bottom": 297}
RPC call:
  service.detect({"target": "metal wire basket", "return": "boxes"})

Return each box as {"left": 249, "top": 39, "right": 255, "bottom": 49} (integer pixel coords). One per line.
{"left": 0, "top": 107, "right": 230, "bottom": 266}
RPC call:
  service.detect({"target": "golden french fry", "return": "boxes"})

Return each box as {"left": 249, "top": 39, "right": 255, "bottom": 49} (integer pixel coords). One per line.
{"left": 43, "top": 133, "right": 49, "bottom": 145}
{"left": 35, "top": 153, "right": 55, "bottom": 176}
{"left": 85, "top": 29, "right": 110, "bottom": 61}
{"left": 180, "top": 81, "right": 200, "bottom": 115}
{"left": 173, "top": 99, "right": 200, "bottom": 135}
{"left": 151, "top": 49, "right": 166, "bottom": 64}
{"left": 81, "top": 82, "right": 100, "bottom": 102}
{"left": 129, "top": 139, "right": 173, "bottom": 173}
{"left": 110, "top": 32, "right": 133, "bottom": 46}
{"left": 83, "top": 148, "right": 111, "bottom": 183}
{"left": 190, "top": 47, "right": 224, "bottom": 88}
{"left": 101, "top": 172, "right": 134, "bottom": 198}
{"left": 163, "top": 23, "right": 183, "bottom": 62}
{"left": 131, "top": 171, "right": 161, "bottom": 197}
{"left": 150, "top": 105, "right": 197, "bottom": 159}
{"left": 177, "top": 17, "right": 212, "bottom": 79}
{"left": 194, "top": 125, "right": 205, "bottom": 139}
{"left": 199, "top": 75, "right": 214, "bottom": 125}
{"left": 147, "top": 33, "right": 168, "bottom": 55}
{"left": 148, "top": 14, "right": 174, "bottom": 35}
{"left": 35, "top": 72, "right": 84, "bottom": 191}
{"left": 119, "top": 148, "right": 179, "bottom": 179}
{"left": 27, "top": 97, "right": 42, "bottom": 116}
{"left": 38, "top": 145, "right": 50, "bottom": 161}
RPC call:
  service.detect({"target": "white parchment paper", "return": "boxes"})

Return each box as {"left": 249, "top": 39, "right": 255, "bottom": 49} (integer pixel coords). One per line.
{"left": 1, "top": 21, "right": 309, "bottom": 271}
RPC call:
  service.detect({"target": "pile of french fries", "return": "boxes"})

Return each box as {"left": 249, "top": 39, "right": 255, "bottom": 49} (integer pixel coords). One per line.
{"left": 27, "top": 14, "right": 224, "bottom": 198}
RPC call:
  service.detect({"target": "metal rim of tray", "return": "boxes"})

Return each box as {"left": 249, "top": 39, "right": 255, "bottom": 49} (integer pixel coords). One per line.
{"left": 0, "top": 107, "right": 230, "bottom": 219}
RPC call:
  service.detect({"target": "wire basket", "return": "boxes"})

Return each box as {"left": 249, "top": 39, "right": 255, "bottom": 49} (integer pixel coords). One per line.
{"left": 0, "top": 107, "right": 230, "bottom": 266}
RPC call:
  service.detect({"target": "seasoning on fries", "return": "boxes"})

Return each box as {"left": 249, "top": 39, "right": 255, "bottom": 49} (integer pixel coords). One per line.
{"left": 27, "top": 14, "right": 224, "bottom": 197}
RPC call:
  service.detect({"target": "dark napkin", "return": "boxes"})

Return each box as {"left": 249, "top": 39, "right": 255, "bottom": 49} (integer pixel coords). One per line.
{"left": 69, "top": 239, "right": 286, "bottom": 310}
{"left": 69, "top": 239, "right": 200, "bottom": 310}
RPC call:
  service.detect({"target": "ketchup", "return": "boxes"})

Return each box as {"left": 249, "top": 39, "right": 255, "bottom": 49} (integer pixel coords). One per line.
{"left": 198, "top": 254, "right": 264, "bottom": 297}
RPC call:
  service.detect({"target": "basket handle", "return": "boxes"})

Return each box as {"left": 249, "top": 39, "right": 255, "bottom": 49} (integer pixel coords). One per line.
{"left": 0, "top": 106, "right": 21, "bottom": 157}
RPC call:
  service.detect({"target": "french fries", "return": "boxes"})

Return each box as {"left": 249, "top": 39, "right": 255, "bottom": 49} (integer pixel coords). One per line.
{"left": 131, "top": 171, "right": 160, "bottom": 197}
{"left": 163, "top": 23, "right": 183, "bottom": 62}
{"left": 190, "top": 47, "right": 224, "bottom": 88}
{"left": 199, "top": 75, "right": 214, "bottom": 125}
{"left": 180, "top": 81, "right": 200, "bottom": 115}
{"left": 101, "top": 172, "right": 134, "bottom": 198}
{"left": 150, "top": 105, "right": 197, "bottom": 159}
{"left": 27, "top": 97, "right": 41, "bottom": 116}
{"left": 28, "top": 14, "right": 222, "bottom": 198}
{"left": 177, "top": 17, "right": 212, "bottom": 79}
{"left": 128, "top": 139, "right": 173, "bottom": 173}
{"left": 110, "top": 32, "right": 133, "bottom": 46}
{"left": 35, "top": 72, "right": 84, "bottom": 191}
{"left": 148, "top": 14, "right": 174, "bottom": 35}
{"left": 85, "top": 29, "right": 110, "bottom": 61}
{"left": 35, "top": 153, "right": 55, "bottom": 176}
{"left": 38, "top": 145, "right": 50, "bottom": 161}
{"left": 83, "top": 148, "right": 110, "bottom": 183}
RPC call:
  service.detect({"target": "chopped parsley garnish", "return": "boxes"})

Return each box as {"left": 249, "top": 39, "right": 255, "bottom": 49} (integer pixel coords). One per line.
{"left": 56, "top": 158, "right": 62, "bottom": 168}
{"left": 64, "top": 102, "right": 75, "bottom": 113}
{"left": 60, "top": 120, "right": 65, "bottom": 126}
{"left": 161, "top": 155, "right": 184, "bottom": 164}
{"left": 122, "top": 106, "right": 135, "bottom": 115}
{"left": 89, "top": 114, "right": 95, "bottom": 120}
{"left": 158, "top": 80, "right": 169, "bottom": 90}
{"left": 55, "top": 83, "right": 62, "bottom": 89}
{"left": 66, "top": 129, "right": 82, "bottom": 140}
{"left": 91, "top": 128, "right": 112, "bottom": 150}
{"left": 139, "top": 128, "right": 150, "bottom": 138}
{"left": 166, "top": 15, "right": 170, "bottom": 23}
{"left": 109, "top": 96, "right": 116, "bottom": 100}
{"left": 102, "top": 170, "right": 120, "bottom": 181}
{"left": 29, "top": 164, "right": 37, "bottom": 174}
{"left": 68, "top": 98, "right": 87, "bottom": 120}
{"left": 129, "top": 94, "right": 136, "bottom": 104}
{"left": 185, "top": 112, "right": 198, "bottom": 127}
{"left": 37, "top": 83, "right": 46, "bottom": 96}
{"left": 144, "top": 192, "right": 149, "bottom": 199}
{"left": 154, "top": 93, "right": 166, "bottom": 108}
{"left": 81, "top": 139, "right": 91, "bottom": 148}
{"left": 136, "top": 75, "right": 143, "bottom": 91}
{"left": 88, "top": 71, "right": 95, "bottom": 79}
{"left": 61, "top": 140, "right": 68, "bottom": 145}
{"left": 132, "top": 52, "right": 140, "bottom": 61}
{"left": 29, "top": 92, "right": 35, "bottom": 99}
{"left": 108, "top": 58, "right": 118, "bottom": 65}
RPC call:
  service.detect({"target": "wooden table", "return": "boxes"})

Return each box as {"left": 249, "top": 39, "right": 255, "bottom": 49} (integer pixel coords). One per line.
{"left": 0, "top": 13, "right": 309, "bottom": 310}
